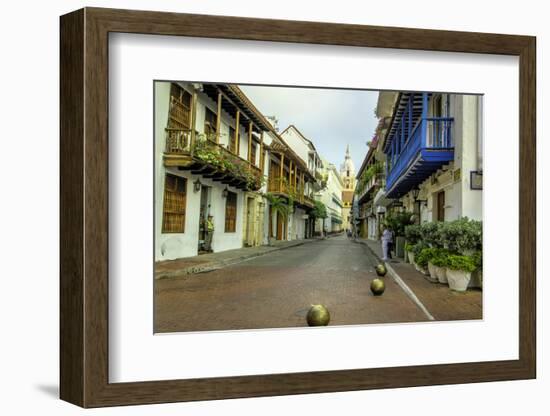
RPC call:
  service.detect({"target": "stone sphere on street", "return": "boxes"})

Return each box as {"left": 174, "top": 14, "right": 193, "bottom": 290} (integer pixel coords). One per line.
{"left": 375, "top": 263, "right": 387, "bottom": 276}
{"left": 306, "top": 304, "right": 331, "bottom": 326}
{"left": 370, "top": 278, "right": 386, "bottom": 296}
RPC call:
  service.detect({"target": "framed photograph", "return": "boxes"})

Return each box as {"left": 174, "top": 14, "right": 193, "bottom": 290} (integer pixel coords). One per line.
{"left": 60, "top": 7, "right": 536, "bottom": 408}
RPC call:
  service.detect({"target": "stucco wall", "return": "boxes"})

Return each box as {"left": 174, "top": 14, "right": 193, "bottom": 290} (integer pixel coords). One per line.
{"left": 280, "top": 127, "right": 310, "bottom": 166}
{"left": 399, "top": 94, "right": 483, "bottom": 223}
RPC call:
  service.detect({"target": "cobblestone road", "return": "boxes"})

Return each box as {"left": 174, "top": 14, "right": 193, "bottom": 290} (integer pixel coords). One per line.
{"left": 154, "top": 234, "right": 429, "bottom": 332}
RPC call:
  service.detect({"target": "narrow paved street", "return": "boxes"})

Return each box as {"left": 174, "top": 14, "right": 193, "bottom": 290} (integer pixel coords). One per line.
{"left": 155, "top": 234, "right": 428, "bottom": 333}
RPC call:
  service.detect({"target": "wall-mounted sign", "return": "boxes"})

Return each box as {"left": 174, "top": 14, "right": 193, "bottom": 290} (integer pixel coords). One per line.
{"left": 470, "top": 170, "right": 483, "bottom": 190}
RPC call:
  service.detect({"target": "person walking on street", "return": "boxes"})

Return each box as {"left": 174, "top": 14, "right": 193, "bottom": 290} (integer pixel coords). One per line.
{"left": 381, "top": 225, "right": 394, "bottom": 261}
{"left": 204, "top": 215, "right": 214, "bottom": 252}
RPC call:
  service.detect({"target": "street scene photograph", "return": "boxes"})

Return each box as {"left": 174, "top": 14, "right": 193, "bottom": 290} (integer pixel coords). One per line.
{"left": 154, "top": 81, "right": 483, "bottom": 333}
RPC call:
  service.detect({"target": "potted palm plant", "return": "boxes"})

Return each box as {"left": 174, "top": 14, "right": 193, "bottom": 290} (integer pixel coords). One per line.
{"left": 264, "top": 193, "right": 289, "bottom": 245}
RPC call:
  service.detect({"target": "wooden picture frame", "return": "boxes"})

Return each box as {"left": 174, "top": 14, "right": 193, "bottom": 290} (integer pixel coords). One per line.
{"left": 60, "top": 7, "right": 536, "bottom": 408}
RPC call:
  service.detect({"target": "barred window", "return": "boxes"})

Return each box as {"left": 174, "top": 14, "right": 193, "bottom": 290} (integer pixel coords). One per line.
{"left": 168, "top": 83, "right": 191, "bottom": 129}
{"left": 224, "top": 191, "right": 237, "bottom": 232}
{"left": 162, "top": 174, "right": 187, "bottom": 233}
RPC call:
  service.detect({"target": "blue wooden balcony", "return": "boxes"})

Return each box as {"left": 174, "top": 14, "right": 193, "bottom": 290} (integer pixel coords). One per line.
{"left": 384, "top": 93, "right": 454, "bottom": 198}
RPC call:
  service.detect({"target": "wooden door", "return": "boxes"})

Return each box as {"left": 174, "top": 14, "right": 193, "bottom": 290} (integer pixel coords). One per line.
{"left": 276, "top": 211, "right": 284, "bottom": 240}
{"left": 245, "top": 197, "right": 254, "bottom": 246}
{"left": 269, "top": 206, "right": 273, "bottom": 238}
{"left": 437, "top": 191, "right": 445, "bottom": 221}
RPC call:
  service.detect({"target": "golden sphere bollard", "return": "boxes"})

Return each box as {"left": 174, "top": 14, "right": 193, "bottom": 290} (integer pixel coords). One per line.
{"left": 370, "top": 278, "right": 386, "bottom": 296}
{"left": 375, "top": 263, "right": 387, "bottom": 277}
{"left": 306, "top": 304, "right": 331, "bottom": 326}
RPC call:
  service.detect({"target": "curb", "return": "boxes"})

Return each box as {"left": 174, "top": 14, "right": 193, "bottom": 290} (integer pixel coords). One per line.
{"left": 156, "top": 240, "right": 310, "bottom": 280}
{"left": 355, "top": 238, "right": 435, "bottom": 321}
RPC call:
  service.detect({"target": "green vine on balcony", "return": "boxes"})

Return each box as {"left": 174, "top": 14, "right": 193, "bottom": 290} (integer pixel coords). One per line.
{"left": 192, "top": 136, "right": 264, "bottom": 191}
{"left": 355, "top": 161, "right": 383, "bottom": 195}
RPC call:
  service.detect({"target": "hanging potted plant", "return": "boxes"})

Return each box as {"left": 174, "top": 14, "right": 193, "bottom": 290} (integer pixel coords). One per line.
{"left": 444, "top": 254, "right": 477, "bottom": 291}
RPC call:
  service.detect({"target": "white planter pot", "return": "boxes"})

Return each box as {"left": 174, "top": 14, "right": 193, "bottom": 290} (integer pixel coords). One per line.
{"left": 447, "top": 269, "right": 472, "bottom": 292}
{"left": 427, "top": 262, "right": 437, "bottom": 279}
{"left": 408, "top": 252, "right": 415, "bottom": 265}
{"left": 469, "top": 268, "right": 483, "bottom": 289}
{"left": 434, "top": 265, "right": 448, "bottom": 284}
{"left": 426, "top": 262, "right": 440, "bottom": 283}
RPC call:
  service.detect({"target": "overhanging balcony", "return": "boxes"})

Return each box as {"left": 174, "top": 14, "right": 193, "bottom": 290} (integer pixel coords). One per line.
{"left": 384, "top": 92, "right": 454, "bottom": 198}
{"left": 356, "top": 173, "right": 383, "bottom": 204}
{"left": 267, "top": 178, "right": 315, "bottom": 209}
{"left": 163, "top": 128, "right": 263, "bottom": 191}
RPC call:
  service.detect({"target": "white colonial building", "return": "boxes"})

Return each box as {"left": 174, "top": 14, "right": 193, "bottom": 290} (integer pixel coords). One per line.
{"left": 155, "top": 82, "right": 273, "bottom": 261}
{"left": 382, "top": 92, "right": 483, "bottom": 223}
{"left": 315, "top": 161, "right": 344, "bottom": 234}
{"left": 363, "top": 91, "right": 482, "bottom": 235}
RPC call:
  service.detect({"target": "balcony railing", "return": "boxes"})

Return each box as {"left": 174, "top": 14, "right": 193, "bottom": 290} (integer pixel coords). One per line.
{"left": 385, "top": 117, "right": 454, "bottom": 197}
{"left": 164, "top": 128, "right": 262, "bottom": 191}
{"left": 165, "top": 127, "right": 193, "bottom": 154}
{"left": 267, "top": 178, "right": 315, "bottom": 208}
{"left": 356, "top": 173, "right": 384, "bottom": 203}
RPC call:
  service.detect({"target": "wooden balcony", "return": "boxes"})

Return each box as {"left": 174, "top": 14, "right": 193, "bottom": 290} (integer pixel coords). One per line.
{"left": 356, "top": 173, "right": 384, "bottom": 204}
{"left": 164, "top": 128, "right": 263, "bottom": 192}
{"left": 267, "top": 178, "right": 315, "bottom": 209}
{"left": 384, "top": 93, "right": 454, "bottom": 198}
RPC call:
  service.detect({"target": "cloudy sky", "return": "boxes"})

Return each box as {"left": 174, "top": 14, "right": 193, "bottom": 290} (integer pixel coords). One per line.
{"left": 240, "top": 85, "right": 379, "bottom": 172}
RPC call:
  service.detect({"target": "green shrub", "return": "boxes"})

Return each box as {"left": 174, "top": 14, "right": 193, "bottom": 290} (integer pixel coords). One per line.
{"left": 472, "top": 250, "right": 482, "bottom": 269}
{"left": 404, "top": 224, "right": 422, "bottom": 245}
{"left": 440, "top": 217, "right": 482, "bottom": 254}
{"left": 420, "top": 221, "right": 444, "bottom": 248}
{"left": 384, "top": 211, "right": 414, "bottom": 237}
{"left": 416, "top": 247, "right": 442, "bottom": 267}
{"left": 444, "top": 254, "right": 477, "bottom": 272}
{"left": 404, "top": 242, "right": 415, "bottom": 252}
{"left": 430, "top": 249, "right": 451, "bottom": 267}
{"left": 411, "top": 241, "right": 427, "bottom": 257}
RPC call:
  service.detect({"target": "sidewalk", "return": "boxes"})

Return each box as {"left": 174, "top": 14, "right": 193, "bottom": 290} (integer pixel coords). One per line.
{"left": 155, "top": 238, "right": 317, "bottom": 280}
{"left": 355, "top": 237, "right": 482, "bottom": 322}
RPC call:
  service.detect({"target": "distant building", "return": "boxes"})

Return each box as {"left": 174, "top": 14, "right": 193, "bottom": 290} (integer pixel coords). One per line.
{"left": 340, "top": 145, "right": 356, "bottom": 231}
{"left": 315, "top": 161, "right": 344, "bottom": 234}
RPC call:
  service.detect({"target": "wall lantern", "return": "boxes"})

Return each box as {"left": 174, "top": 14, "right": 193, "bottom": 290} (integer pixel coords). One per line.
{"left": 222, "top": 186, "right": 229, "bottom": 198}
{"left": 193, "top": 178, "right": 202, "bottom": 193}
{"left": 411, "top": 187, "right": 427, "bottom": 206}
